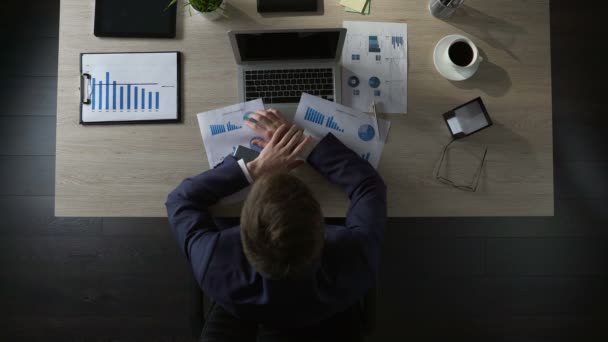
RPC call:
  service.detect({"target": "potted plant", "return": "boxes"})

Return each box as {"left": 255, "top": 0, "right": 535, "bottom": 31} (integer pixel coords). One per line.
{"left": 167, "top": 0, "right": 226, "bottom": 21}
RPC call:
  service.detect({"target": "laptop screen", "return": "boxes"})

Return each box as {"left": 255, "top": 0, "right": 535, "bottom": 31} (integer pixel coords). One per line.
{"left": 235, "top": 31, "right": 342, "bottom": 62}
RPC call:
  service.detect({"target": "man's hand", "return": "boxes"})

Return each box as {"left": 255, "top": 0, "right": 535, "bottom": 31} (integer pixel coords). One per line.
{"left": 244, "top": 109, "right": 291, "bottom": 147}
{"left": 246, "top": 124, "right": 311, "bottom": 180}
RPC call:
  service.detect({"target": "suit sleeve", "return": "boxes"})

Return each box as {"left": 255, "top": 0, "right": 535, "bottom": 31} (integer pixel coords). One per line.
{"left": 165, "top": 156, "right": 250, "bottom": 285}
{"left": 307, "top": 133, "right": 387, "bottom": 276}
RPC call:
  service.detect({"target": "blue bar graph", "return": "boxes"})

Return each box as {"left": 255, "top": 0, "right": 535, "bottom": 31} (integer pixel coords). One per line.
{"left": 112, "top": 81, "right": 117, "bottom": 111}
{"left": 89, "top": 72, "right": 164, "bottom": 113}
{"left": 210, "top": 124, "right": 227, "bottom": 136}
{"left": 98, "top": 80, "right": 102, "bottom": 110}
{"left": 391, "top": 36, "right": 404, "bottom": 49}
{"left": 127, "top": 85, "right": 131, "bottom": 110}
{"left": 105, "top": 72, "right": 110, "bottom": 110}
{"left": 209, "top": 122, "right": 242, "bottom": 136}
{"left": 120, "top": 86, "right": 124, "bottom": 110}
{"left": 326, "top": 116, "right": 345, "bottom": 132}
{"left": 91, "top": 78, "right": 96, "bottom": 111}
{"left": 226, "top": 121, "right": 242, "bottom": 132}
{"left": 361, "top": 152, "right": 370, "bottom": 161}
{"left": 304, "top": 107, "right": 325, "bottom": 125}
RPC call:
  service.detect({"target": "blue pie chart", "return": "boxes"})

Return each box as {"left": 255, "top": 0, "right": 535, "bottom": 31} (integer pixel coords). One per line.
{"left": 358, "top": 124, "right": 375, "bottom": 142}
{"left": 368, "top": 76, "right": 381, "bottom": 89}
{"left": 243, "top": 111, "right": 257, "bottom": 123}
{"left": 348, "top": 76, "right": 360, "bottom": 88}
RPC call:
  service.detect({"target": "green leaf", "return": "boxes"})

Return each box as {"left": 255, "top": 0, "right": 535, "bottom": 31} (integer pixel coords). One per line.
{"left": 166, "top": 0, "right": 223, "bottom": 14}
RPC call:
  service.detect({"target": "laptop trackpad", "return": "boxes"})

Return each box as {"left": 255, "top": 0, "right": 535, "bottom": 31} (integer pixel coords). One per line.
{"left": 264, "top": 103, "right": 298, "bottom": 121}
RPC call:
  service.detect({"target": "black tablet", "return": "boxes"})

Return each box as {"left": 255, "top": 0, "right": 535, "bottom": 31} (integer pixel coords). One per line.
{"left": 94, "top": 0, "right": 177, "bottom": 38}
{"left": 257, "top": 0, "right": 318, "bottom": 13}
{"left": 442, "top": 97, "right": 492, "bottom": 139}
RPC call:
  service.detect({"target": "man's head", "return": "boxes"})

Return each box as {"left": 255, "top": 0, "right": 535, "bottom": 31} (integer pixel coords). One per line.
{"left": 240, "top": 173, "right": 324, "bottom": 280}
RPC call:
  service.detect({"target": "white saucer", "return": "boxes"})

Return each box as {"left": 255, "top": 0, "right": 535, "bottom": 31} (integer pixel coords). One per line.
{"left": 433, "top": 34, "right": 480, "bottom": 81}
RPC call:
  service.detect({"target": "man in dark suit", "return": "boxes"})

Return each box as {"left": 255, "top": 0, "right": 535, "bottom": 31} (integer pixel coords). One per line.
{"left": 166, "top": 109, "right": 387, "bottom": 341}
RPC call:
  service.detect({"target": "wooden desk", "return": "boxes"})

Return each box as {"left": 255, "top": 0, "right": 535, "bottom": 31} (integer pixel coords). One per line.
{"left": 56, "top": 0, "right": 552, "bottom": 217}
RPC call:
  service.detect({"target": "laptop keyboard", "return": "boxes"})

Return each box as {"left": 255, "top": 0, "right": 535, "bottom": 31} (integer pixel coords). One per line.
{"left": 245, "top": 68, "right": 335, "bottom": 104}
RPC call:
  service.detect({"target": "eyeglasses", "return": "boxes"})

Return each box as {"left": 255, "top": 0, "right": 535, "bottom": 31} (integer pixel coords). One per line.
{"left": 435, "top": 139, "right": 487, "bottom": 192}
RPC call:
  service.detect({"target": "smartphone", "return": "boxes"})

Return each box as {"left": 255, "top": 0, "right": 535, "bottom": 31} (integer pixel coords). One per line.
{"left": 233, "top": 145, "right": 260, "bottom": 163}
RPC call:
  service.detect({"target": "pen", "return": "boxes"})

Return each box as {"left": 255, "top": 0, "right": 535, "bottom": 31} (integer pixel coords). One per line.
{"left": 371, "top": 100, "right": 380, "bottom": 142}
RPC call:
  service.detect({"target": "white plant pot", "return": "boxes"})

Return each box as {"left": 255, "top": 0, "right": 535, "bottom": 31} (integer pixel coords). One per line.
{"left": 192, "top": 1, "right": 226, "bottom": 21}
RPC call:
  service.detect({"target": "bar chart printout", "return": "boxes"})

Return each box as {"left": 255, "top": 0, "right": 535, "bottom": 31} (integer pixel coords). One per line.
{"left": 197, "top": 99, "right": 265, "bottom": 168}
{"left": 294, "top": 93, "right": 391, "bottom": 169}
{"left": 341, "top": 21, "right": 408, "bottom": 114}
{"left": 81, "top": 52, "right": 179, "bottom": 123}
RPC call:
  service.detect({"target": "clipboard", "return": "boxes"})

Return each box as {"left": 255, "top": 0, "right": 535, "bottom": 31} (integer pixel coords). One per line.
{"left": 80, "top": 51, "right": 181, "bottom": 125}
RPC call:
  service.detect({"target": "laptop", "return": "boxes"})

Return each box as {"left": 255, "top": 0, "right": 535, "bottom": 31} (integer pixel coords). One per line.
{"left": 228, "top": 28, "right": 347, "bottom": 115}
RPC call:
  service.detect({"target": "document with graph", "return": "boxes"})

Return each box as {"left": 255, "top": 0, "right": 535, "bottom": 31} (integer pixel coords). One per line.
{"left": 341, "top": 21, "right": 407, "bottom": 114}
{"left": 80, "top": 52, "right": 180, "bottom": 124}
{"left": 294, "top": 93, "right": 390, "bottom": 169}
{"left": 197, "top": 99, "right": 265, "bottom": 168}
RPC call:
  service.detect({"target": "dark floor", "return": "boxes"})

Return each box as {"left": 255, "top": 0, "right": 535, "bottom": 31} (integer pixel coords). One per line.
{"left": 1, "top": 1, "right": 607, "bottom": 341}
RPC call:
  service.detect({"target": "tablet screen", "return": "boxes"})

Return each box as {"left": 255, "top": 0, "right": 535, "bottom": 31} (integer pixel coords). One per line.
{"left": 257, "top": 0, "right": 318, "bottom": 12}
{"left": 94, "top": 0, "right": 176, "bottom": 38}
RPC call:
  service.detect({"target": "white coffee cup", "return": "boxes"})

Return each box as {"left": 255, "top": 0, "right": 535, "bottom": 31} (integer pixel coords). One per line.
{"left": 443, "top": 36, "right": 483, "bottom": 73}
{"left": 434, "top": 34, "right": 483, "bottom": 81}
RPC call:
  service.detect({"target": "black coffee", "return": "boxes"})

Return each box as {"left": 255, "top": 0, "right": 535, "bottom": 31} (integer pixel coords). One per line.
{"left": 448, "top": 41, "right": 474, "bottom": 67}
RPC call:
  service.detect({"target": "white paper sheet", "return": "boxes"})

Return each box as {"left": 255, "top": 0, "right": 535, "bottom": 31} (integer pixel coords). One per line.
{"left": 341, "top": 21, "right": 408, "bottom": 114}
{"left": 197, "top": 99, "right": 265, "bottom": 168}
{"left": 447, "top": 116, "right": 463, "bottom": 134}
{"left": 81, "top": 52, "right": 179, "bottom": 123}
{"left": 294, "top": 93, "right": 390, "bottom": 169}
